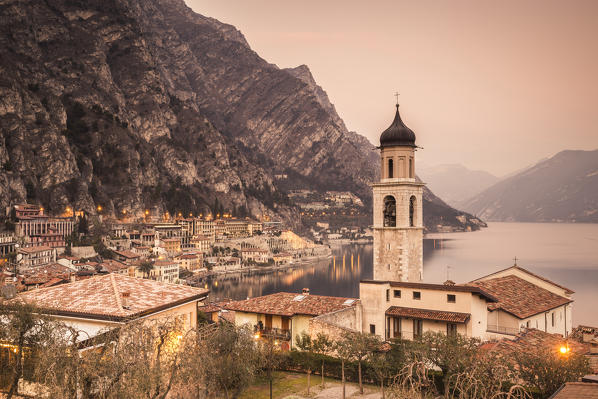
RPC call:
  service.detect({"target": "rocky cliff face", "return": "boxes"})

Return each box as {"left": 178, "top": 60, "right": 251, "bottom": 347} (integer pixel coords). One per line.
{"left": 0, "top": 0, "right": 482, "bottom": 231}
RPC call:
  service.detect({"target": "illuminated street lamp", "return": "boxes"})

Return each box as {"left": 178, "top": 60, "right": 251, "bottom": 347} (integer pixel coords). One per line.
{"left": 559, "top": 343, "right": 570, "bottom": 355}
{"left": 97, "top": 205, "right": 102, "bottom": 212}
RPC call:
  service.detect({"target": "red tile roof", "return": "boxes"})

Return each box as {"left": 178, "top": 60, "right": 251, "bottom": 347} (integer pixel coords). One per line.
{"left": 224, "top": 292, "right": 358, "bottom": 317}
{"left": 472, "top": 275, "right": 572, "bottom": 319}
{"left": 14, "top": 274, "right": 209, "bottom": 322}
{"left": 19, "top": 246, "right": 53, "bottom": 254}
{"left": 550, "top": 382, "right": 598, "bottom": 399}
{"left": 472, "top": 266, "right": 574, "bottom": 295}
{"left": 385, "top": 306, "right": 470, "bottom": 323}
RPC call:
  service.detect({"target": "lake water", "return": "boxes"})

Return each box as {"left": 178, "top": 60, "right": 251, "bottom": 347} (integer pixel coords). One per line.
{"left": 207, "top": 223, "right": 598, "bottom": 326}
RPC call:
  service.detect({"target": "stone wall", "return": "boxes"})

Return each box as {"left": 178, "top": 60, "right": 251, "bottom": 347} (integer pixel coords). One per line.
{"left": 308, "top": 304, "right": 362, "bottom": 342}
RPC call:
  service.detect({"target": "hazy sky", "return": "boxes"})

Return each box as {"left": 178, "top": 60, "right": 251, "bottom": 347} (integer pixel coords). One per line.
{"left": 189, "top": 0, "right": 598, "bottom": 176}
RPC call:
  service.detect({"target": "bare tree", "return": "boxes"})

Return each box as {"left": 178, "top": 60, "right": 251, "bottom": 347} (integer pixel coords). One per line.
{"left": 0, "top": 301, "right": 55, "bottom": 399}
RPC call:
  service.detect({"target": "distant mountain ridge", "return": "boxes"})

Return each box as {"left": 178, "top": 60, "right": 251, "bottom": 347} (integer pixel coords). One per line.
{"left": 0, "top": 0, "right": 483, "bottom": 232}
{"left": 460, "top": 150, "right": 598, "bottom": 222}
{"left": 417, "top": 163, "right": 499, "bottom": 207}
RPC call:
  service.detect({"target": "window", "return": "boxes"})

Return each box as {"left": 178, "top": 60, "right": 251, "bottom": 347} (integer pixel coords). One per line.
{"left": 413, "top": 291, "right": 421, "bottom": 300}
{"left": 447, "top": 323, "right": 457, "bottom": 337}
{"left": 370, "top": 324, "right": 376, "bottom": 334}
{"left": 388, "top": 158, "right": 394, "bottom": 178}
{"left": 409, "top": 157, "right": 413, "bottom": 178}
{"left": 393, "top": 290, "right": 401, "bottom": 298}
{"left": 383, "top": 196, "right": 396, "bottom": 227}
{"left": 447, "top": 294, "right": 456, "bottom": 303}
{"left": 413, "top": 319, "right": 423, "bottom": 338}
{"left": 552, "top": 312, "right": 555, "bottom": 327}
{"left": 386, "top": 289, "right": 390, "bottom": 302}
{"left": 409, "top": 196, "right": 416, "bottom": 227}
{"left": 526, "top": 320, "right": 531, "bottom": 328}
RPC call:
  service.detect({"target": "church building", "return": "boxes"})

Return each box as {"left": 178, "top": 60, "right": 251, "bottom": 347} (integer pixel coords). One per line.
{"left": 360, "top": 103, "right": 574, "bottom": 341}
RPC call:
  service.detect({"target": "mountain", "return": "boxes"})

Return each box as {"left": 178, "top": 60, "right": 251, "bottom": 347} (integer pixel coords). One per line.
{"left": 0, "top": 0, "right": 483, "bottom": 232}
{"left": 461, "top": 150, "right": 598, "bottom": 222}
{"left": 417, "top": 164, "right": 499, "bottom": 207}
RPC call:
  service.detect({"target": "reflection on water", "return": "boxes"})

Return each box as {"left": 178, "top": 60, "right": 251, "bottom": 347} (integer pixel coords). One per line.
{"left": 207, "top": 223, "right": 598, "bottom": 326}
{"left": 207, "top": 245, "right": 372, "bottom": 301}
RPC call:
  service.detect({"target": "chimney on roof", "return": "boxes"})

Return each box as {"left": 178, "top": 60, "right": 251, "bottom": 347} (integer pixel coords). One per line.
{"left": 121, "top": 291, "right": 131, "bottom": 309}
{"left": 302, "top": 288, "right": 310, "bottom": 295}
{"left": 443, "top": 280, "right": 456, "bottom": 286}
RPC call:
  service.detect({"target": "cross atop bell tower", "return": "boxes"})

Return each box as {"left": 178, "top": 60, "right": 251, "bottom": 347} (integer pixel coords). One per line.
{"left": 372, "top": 102, "right": 424, "bottom": 282}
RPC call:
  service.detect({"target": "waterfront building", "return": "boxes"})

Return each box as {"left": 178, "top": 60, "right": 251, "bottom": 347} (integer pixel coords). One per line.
{"left": 174, "top": 252, "right": 203, "bottom": 272}
{"left": 240, "top": 248, "right": 269, "bottom": 264}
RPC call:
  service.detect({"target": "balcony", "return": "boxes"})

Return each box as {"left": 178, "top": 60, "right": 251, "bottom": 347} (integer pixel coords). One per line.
{"left": 487, "top": 324, "right": 519, "bottom": 336}
{"left": 254, "top": 325, "right": 291, "bottom": 341}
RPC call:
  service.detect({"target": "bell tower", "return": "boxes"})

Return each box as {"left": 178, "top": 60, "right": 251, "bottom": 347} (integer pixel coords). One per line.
{"left": 372, "top": 103, "right": 424, "bottom": 282}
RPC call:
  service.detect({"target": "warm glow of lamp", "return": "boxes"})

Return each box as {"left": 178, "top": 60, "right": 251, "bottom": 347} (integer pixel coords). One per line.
{"left": 560, "top": 345, "right": 570, "bottom": 354}
{"left": 145, "top": 210, "right": 150, "bottom": 215}
{"left": 254, "top": 334, "right": 260, "bottom": 340}
{"left": 97, "top": 205, "right": 102, "bottom": 212}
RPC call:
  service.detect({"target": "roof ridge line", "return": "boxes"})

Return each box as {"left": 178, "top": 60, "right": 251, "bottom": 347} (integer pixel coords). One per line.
{"left": 110, "top": 273, "right": 123, "bottom": 311}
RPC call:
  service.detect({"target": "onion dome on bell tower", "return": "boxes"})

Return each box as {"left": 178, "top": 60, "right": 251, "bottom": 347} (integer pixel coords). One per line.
{"left": 379, "top": 104, "right": 416, "bottom": 148}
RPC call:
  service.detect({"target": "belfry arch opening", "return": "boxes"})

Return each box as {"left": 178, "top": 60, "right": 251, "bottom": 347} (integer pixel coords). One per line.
{"left": 409, "top": 195, "right": 416, "bottom": 227}
{"left": 388, "top": 158, "right": 394, "bottom": 178}
{"left": 383, "top": 196, "right": 396, "bottom": 227}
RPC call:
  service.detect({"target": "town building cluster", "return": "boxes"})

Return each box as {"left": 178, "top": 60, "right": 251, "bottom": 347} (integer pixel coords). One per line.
{"left": 0, "top": 204, "right": 328, "bottom": 295}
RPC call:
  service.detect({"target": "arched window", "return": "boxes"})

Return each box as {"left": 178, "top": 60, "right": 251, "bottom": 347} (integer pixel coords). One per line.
{"left": 383, "top": 196, "right": 396, "bottom": 227}
{"left": 409, "top": 158, "right": 413, "bottom": 178}
{"left": 388, "top": 158, "right": 394, "bottom": 178}
{"left": 409, "top": 196, "right": 416, "bottom": 227}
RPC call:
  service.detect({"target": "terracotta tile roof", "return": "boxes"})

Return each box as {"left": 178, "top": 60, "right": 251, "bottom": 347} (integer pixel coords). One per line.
{"left": 18, "top": 245, "right": 53, "bottom": 254}
{"left": 471, "top": 275, "right": 572, "bottom": 319}
{"left": 98, "top": 260, "right": 129, "bottom": 273}
{"left": 550, "top": 382, "right": 598, "bottom": 399}
{"left": 385, "top": 306, "right": 470, "bottom": 323}
{"left": 472, "top": 266, "right": 575, "bottom": 295}
{"left": 112, "top": 250, "right": 140, "bottom": 259}
{"left": 224, "top": 292, "right": 359, "bottom": 317}
{"left": 14, "top": 274, "right": 209, "bottom": 322}
{"left": 571, "top": 325, "right": 598, "bottom": 344}
{"left": 486, "top": 328, "right": 591, "bottom": 360}
{"left": 361, "top": 280, "right": 498, "bottom": 302}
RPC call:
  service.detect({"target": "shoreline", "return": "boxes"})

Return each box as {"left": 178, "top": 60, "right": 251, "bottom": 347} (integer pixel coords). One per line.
{"left": 187, "top": 252, "right": 333, "bottom": 284}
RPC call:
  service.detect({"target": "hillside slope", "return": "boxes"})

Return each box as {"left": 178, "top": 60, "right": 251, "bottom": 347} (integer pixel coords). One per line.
{"left": 461, "top": 150, "right": 598, "bottom": 222}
